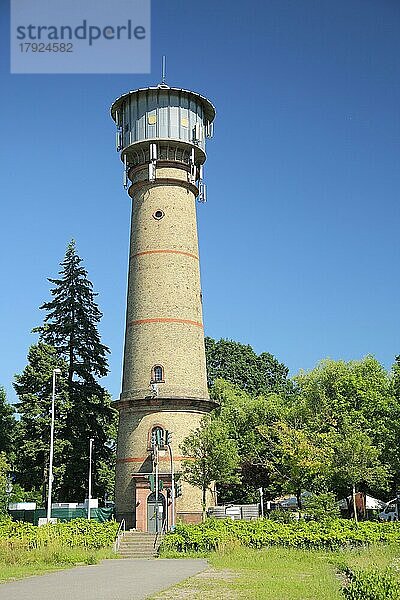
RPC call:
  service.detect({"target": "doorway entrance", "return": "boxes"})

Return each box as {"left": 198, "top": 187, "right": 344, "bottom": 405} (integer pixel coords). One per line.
{"left": 147, "top": 492, "right": 166, "bottom": 533}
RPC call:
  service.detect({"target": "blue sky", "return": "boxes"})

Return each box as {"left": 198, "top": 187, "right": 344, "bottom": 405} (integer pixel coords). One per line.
{"left": 1, "top": 0, "right": 399, "bottom": 405}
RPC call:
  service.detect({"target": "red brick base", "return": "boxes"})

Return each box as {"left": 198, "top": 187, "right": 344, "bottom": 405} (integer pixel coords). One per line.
{"left": 177, "top": 512, "right": 202, "bottom": 525}
{"left": 133, "top": 474, "right": 173, "bottom": 531}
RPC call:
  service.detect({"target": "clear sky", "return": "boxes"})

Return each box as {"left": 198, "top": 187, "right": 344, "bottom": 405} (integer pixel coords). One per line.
{"left": 1, "top": 0, "right": 399, "bottom": 406}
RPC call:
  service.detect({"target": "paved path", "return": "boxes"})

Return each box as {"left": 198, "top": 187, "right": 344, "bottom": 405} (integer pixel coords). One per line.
{"left": 0, "top": 559, "right": 208, "bottom": 600}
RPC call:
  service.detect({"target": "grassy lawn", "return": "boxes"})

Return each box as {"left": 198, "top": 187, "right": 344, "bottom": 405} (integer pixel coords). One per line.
{"left": 0, "top": 546, "right": 115, "bottom": 583}
{"left": 340, "top": 543, "right": 400, "bottom": 572}
{"left": 151, "top": 545, "right": 400, "bottom": 600}
{"left": 212, "top": 547, "right": 342, "bottom": 600}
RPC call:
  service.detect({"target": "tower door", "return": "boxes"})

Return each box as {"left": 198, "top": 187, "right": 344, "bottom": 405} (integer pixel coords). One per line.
{"left": 147, "top": 492, "right": 166, "bottom": 533}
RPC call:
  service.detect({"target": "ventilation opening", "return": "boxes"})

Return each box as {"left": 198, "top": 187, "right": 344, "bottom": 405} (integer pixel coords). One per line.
{"left": 153, "top": 210, "right": 165, "bottom": 220}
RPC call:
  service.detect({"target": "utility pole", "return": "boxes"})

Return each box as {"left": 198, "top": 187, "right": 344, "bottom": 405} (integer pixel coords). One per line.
{"left": 46, "top": 368, "right": 61, "bottom": 523}
{"left": 88, "top": 438, "right": 94, "bottom": 520}
{"left": 352, "top": 483, "right": 358, "bottom": 524}
{"left": 155, "top": 447, "right": 159, "bottom": 533}
{"left": 166, "top": 431, "right": 175, "bottom": 529}
{"left": 152, "top": 433, "right": 159, "bottom": 533}
{"left": 259, "top": 487, "right": 264, "bottom": 518}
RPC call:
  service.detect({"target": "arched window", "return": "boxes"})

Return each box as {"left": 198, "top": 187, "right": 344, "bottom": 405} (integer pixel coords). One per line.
{"left": 151, "top": 426, "right": 165, "bottom": 448}
{"left": 152, "top": 365, "right": 164, "bottom": 383}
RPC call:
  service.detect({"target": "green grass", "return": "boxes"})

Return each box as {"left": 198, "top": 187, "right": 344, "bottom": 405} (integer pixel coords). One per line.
{"left": 0, "top": 545, "right": 116, "bottom": 583}
{"left": 0, "top": 563, "right": 74, "bottom": 582}
{"left": 211, "top": 547, "right": 342, "bottom": 599}
{"left": 152, "top": 545, "right": 400, "bottom": 600}
{"left": 338, "top": 544, "right": 400, "bottom": 572}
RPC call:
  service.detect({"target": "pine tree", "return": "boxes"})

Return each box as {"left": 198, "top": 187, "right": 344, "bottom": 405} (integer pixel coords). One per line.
{"left": 13, "top": 343, "right": 70, "bottom": 502}
{"left": 37, "top": 240, "right": 117, "bottom": 501}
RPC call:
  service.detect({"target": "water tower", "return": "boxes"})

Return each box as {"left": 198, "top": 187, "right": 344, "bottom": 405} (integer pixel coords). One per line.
{"left": 111, "top": 70, "right": 217, "bottom": 530}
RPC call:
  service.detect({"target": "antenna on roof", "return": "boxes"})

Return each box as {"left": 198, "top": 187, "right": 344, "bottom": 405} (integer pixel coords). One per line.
{"left": 158, "top": 56, "right": 169, "bottom": 88}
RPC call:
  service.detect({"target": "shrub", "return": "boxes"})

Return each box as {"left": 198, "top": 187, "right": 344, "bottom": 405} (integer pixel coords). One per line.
{"left": 303, "top": 493, "right": 340, "bottom": 522}
{"left": 343, "top": 567, "right": 400, "bottom": 600}
{"left": 268, "top": 509, "right": 297, "bottom": 523}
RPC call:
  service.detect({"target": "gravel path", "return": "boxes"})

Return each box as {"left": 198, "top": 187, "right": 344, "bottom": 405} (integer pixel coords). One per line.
{"left": 0, "top": 558, "right": 208, "bottom": 600}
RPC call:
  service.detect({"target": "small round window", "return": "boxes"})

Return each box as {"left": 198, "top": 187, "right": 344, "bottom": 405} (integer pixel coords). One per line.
{"left": 153, "top": 210, "right": 164, "bottom": 221}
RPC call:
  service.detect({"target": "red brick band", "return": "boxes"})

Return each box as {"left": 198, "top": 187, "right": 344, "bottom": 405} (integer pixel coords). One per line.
{"left": 117, "top": 456, "right": 191, "bottom": 464}
{"left": 128, "top": 317, "right": 203, "bottom": 329}
{"left": 131, "top": 249, "right": 199, "bottom": 260}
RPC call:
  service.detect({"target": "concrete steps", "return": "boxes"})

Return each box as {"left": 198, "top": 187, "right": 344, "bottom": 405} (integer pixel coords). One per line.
{"left": 118, "top": 531, "right": 160, "bottom": 559}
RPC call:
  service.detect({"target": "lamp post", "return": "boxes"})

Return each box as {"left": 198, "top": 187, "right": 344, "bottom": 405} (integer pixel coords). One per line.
{"left": 47, "top": 368, "right": 61, "bottom": 523}
{"left": 259, "top": 487, "right": 264, "bottom": 518}
{"left": 88, "top": 438, "right": 94, "bottom": 520}
{"left": 166, "top": 432, "right": 175, "bottom": 529}
{"left": 5, "top": 477, "right": 12, "bottom": 513}
{"left": 154, "top": 444, "right": 159, "bottom": 533}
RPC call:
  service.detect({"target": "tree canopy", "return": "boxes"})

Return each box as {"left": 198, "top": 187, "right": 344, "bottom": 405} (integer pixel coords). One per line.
{"left": 205, "top": 337, "right": 293, "bottom": 397}
{"left": 198, "top": 355, "right": 398, "bottom": 508}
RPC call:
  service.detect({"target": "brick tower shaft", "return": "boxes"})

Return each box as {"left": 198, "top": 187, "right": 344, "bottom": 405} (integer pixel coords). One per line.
{"left": 122, "top": 164, "right": 208, "bottom": 401}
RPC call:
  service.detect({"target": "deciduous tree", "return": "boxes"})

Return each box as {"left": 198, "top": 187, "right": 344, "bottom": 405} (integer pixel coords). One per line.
{"left": 295, "top": 356, "right": 396, "bottom": 498}
{"left": 258, "top": 422, "right": 333, "bottom": 509}
{"left": 205, "top": 337, "right": 293, "bottom": 397}
{"left": 181, "top": 416, "right": 240, "bottom": 520}
{"left": 331, "top": 428, "right": 390, "bottom": 521}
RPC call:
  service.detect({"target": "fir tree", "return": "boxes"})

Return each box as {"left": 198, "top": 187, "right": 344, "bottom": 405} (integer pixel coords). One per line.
{"left": 36, "top": 240, "right": 117, "bottom": 501}
{"left": 38, "top": 240, "right": 109, "bottom": 392}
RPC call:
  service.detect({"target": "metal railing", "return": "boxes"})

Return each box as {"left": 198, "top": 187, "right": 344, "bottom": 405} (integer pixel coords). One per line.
{"left": 113, "top": 518, "right": 126, "bottom": 553}
{"left": 154, "top": 518, "right": 167, "bottom": 552}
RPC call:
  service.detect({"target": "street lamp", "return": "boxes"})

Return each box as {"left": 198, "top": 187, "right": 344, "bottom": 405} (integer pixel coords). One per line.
{"left": 47, "top": 367, "right": 61, "bottom": 523}
{"left": 259, "top": 487, "right": 264, "bottom": 518}
{"left": 5, "top": 477, "right": 12, "bottom": 513}
{"left": 166, "top": 431, "right": 175, "bottom": 529}
{"left": 88, "top": 438, "right": 94, "bottom": 520}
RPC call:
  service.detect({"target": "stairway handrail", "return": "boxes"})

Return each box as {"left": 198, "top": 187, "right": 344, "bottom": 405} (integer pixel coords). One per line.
{"left": 114, "top": 518, "right": 126, "bottom": 553}
{"left": 154, "top": 518, "right": 167, "bottom": 551}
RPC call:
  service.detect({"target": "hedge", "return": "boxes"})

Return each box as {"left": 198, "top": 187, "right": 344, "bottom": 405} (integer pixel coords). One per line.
{"left": 161, "top": 518, "right": 400, "bottom": 553}
{"left": 0, "top": 517, "right": 119, "bottom": 550}
{"left": 343, "top": 567, "right": 400, "bottom": 600}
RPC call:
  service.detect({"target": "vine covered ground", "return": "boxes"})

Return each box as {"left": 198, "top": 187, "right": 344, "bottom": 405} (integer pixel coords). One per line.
{"left": 161, "top": 518, "right": 400, "bottom": 554}
{"left": 0, "top": 518, "right": 118, "bottom": 582}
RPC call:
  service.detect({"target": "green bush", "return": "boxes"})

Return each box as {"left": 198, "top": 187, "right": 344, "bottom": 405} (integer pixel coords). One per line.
{"left": 303, "top": 492, "right": 340, "bottom": 522}
{"left": 343, "top": 567, "right": 400, "bottom": 600}
{"left": 161, "top": 518, "right": 400, "bottom": 554}
{"left": 268, "top": 509, "right": 297, "bottom": 523}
